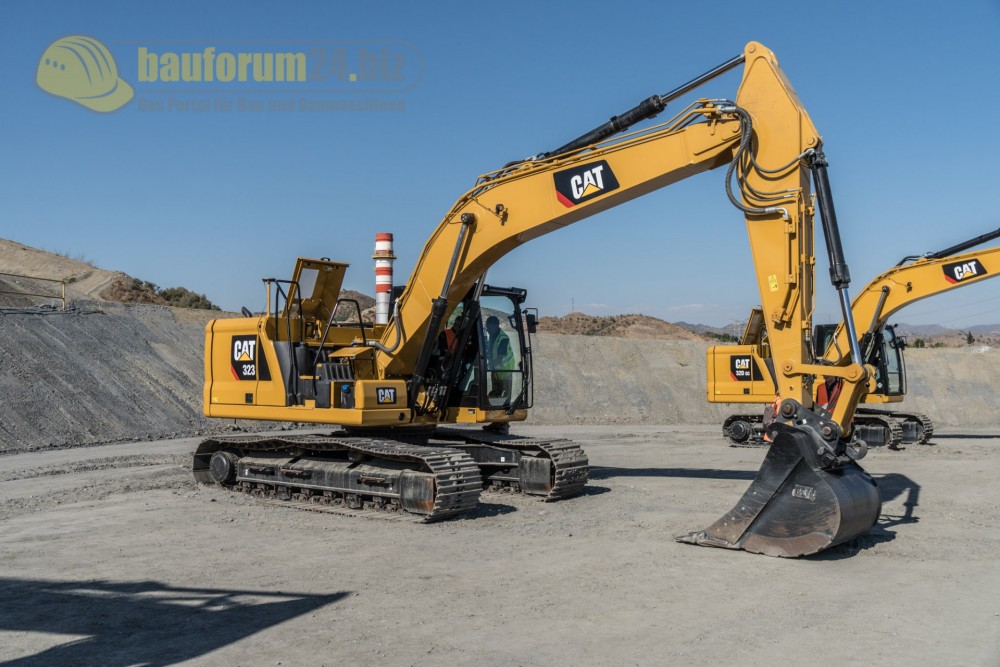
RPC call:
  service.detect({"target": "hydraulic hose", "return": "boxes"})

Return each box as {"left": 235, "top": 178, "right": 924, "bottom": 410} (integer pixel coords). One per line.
{"left": 528, "top": 53, "right": 745, "bottom": 161}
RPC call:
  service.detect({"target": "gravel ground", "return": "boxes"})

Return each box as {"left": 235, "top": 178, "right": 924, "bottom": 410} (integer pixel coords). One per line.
{"left": 2, "top": 424, "right": 998, "bottom": 666}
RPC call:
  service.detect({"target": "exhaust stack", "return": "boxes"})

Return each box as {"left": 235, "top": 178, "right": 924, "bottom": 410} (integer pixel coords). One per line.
{"left": 372, "top": 233, "right": 396, "bottom": 325}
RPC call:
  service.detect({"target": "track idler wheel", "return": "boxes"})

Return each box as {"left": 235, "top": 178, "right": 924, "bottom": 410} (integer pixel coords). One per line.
{"left": 209, "top": 449, "right": 240, "bottom": 485}
{"left": 678, "top": 403, "right": 881, "bottom": 557}
{"left": 725, "top": 418, "right": 753, "bottom": 445}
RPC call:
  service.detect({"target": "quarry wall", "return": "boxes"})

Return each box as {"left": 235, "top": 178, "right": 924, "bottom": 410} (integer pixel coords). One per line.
{"left": 1, "top": 302, "right": 997, "bottom": 452}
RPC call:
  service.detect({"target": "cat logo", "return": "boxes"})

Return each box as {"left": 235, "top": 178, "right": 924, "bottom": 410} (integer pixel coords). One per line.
{"left": 234, "top": 338, "right": 256, "bottom": 363}
{"left": 943, "top": 258, "right": 987, "bottom": 284}
{"left": 553, "top": 160, "right": 620, "bottom": 208}
{"left": 230, "top": 335, "right": 270, "bottom": 381}
{"left": 730, "top": 355, "right": 763, "bottom": 382}
{"left": 376, "top": 387, "right": 397, "bottom": 404}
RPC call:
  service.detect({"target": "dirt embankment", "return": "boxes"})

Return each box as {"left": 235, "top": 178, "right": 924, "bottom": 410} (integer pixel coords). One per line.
{"left": 0, "top": 239, "right": 124, "bottom": 307}
{"left": 538, "top": 311, "right": 713, "bottom": 340}
{"left": 0, "top": 302, "right": 243, "bottom": 452}
{"left": 3, "top": 300, "right": 1000, "bottom": 453}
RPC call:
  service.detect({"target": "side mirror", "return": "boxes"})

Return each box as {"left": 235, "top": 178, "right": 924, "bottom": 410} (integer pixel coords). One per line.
{"left": 241, "top": 306, "right": 253, "bottom": 318}
{"left": 525, "top": 312, "right": 537, "bottom": 334}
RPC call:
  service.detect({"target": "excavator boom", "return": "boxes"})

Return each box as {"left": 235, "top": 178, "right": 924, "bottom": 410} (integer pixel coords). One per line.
{"left": 827, "top": 228, "right": 1000, "bottom": 361}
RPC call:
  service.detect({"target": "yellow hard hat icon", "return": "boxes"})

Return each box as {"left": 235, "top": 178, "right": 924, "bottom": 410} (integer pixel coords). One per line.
{"left": 37, "top": 35, "right": 133, "bottom": 112}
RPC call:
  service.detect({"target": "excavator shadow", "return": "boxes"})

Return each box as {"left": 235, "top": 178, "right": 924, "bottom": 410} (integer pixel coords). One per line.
{"left": 462, "top": 501, "right": 521, "bottom": 518}
{"left": 928, "top": 433, "right": 1000, "bottom": 440}
{"left": 588, "top": 466, "right": 756, "bottom": 482}
{"left": 577, "top": 484, "right": 612, "bottom": 497}
{"left": 0, "top": 578, "right": 349, "bottom": 666}
{"left": 809, "top": 472, "right": 921, "bottom": 560}
{"left": 589, "top": 466, "right": 920, "bottom": 559}
{"left": 466, "top": 487, "right": 611, "bottom": 518}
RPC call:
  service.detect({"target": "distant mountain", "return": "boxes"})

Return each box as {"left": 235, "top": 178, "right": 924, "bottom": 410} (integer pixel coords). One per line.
{"left": 968, "top": 323, "right": 1000, "bottom": 335}
{"left": 894, "top": 323, "right": 953, "bottom": 336}
{"left": 672, "top": 321, "right": 738, "bottom": 337}
{"left": 888, "top": 322, "right": 1000, "bottom": 348}
{"left": 895, "top": 323, "right": 1000, "bottom": 336}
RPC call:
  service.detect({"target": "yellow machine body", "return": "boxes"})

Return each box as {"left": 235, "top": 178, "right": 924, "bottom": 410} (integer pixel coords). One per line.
{"left": 197, "top": 42, "right": 898, "bottom": 555}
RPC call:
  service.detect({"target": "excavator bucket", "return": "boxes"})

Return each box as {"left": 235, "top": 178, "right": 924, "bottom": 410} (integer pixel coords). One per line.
{"left": 678, "top": 424, "right": 882, "bottom": 557}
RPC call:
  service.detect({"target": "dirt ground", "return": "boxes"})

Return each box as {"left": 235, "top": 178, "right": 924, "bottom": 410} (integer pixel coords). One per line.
{"left": 1, "top": 424, "right": 998, "bottom": 666}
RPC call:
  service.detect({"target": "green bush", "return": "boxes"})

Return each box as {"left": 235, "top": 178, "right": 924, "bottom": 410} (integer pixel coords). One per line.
{"left": 105, "top": 277, "right": 220, "bottom": 310}
{"left": 159, "top": 287, "right": 221, "bottom": 311}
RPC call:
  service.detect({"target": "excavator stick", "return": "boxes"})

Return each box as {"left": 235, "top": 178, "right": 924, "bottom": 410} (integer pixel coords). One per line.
{"left": 679, "top": 406, "right": 881, "bottom": 557}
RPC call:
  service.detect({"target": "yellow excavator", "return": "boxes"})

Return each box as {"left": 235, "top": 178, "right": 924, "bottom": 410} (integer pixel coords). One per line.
{"left": 195, "top": 41, "right": 885, "bottom": 557}
{"left": 709, "top": 227, "right": 1000, "bottom": 448}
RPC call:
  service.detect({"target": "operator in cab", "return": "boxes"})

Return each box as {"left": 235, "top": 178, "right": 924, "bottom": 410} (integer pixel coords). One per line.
{"left": 485, "top": 315, "right": 515, "bottom": 400}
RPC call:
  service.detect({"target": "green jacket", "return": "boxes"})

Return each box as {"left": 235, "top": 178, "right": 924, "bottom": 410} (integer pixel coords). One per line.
{"left": 488, "top": 329, "right": 515, "bottom": 371}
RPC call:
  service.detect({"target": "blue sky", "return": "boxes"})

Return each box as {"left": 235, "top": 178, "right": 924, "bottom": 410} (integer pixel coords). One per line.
{"left": 3, "top": 1, "right": 1000, "bottom": 328}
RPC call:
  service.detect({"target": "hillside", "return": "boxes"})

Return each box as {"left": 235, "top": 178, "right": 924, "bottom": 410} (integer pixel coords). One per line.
{"left": 537, "top": 312, "right": 725, "bottom": 341}
{"left": 0, "top": 238, "right": 124, "bottom": 306}
{"left": 0, "top": 238, "right": 218, "bottom": 311}
{"left": 4, "top": 238, "right": 998, "bottom": 347}
{"left": 336, "top": 290, "right": 376, "bottom": 322}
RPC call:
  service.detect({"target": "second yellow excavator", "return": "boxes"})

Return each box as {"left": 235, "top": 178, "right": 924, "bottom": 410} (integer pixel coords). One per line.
{"left": 194, "top": 41, "right": 892, "bottom": 557}
{"left": 709, "top": 227, "right": 1000, "bottom": 448}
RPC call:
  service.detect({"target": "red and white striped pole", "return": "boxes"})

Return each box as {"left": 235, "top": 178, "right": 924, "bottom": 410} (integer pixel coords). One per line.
{"left": 372, "top": 233, "right": 396, "bottom": 325}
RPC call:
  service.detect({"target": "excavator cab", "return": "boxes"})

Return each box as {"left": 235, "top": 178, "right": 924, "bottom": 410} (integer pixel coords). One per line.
{"left": 867, "top": 325, "right": 907, "bottom": 398}
{"left": 817, "top": 323, "right": 907, "bottom": 399}
{"left": 479, "top": 289, "right": 532, "bottom": 411}
{"left": 432, "top": 285, "right": 533, "bottom": 416}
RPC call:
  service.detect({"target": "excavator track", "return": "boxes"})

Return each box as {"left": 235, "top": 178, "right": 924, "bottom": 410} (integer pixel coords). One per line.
{"left": 853, "top": 413, "right": 904, "bottom": 449}
{"left": 192, "top": 433, "right": 482, "bottom": 522}
{"left": 915, "top": 413, "right": 935, "bottom": 444}
{"left": 856, "top": 408, "right": 934, "bottom": 445}
{"left": 435, "top": 428, "right": 590, "bottom": 500}
{"left": 724, "top": 409, "right": 935, "bottom": 449}
{"left": 722, "top": 415, "right": 767, "bottom": 448}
